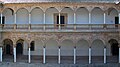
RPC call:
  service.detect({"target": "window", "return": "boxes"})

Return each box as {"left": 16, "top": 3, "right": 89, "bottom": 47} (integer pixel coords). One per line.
{"left": 0, "top": 16, "right": 5, "bottom": 24}
{"left": 30, "top": 41, "right": 35, "bottom": 51}
{"left": 115, "top": 17, "right": 119, "bottom": 28}
{"left": 57, "top": 16, "right": 65, "bottom": 24}
{"left": 54, "top": 13, "right": 67, "bottom": 27}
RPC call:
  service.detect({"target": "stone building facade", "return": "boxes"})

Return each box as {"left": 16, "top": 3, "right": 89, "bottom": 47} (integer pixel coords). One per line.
{"left": 0, "top": 0, "right": 119, "bottom": 64}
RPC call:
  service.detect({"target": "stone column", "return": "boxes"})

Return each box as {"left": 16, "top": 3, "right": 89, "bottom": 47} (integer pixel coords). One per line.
{"left": 28, "top": 45, "right": 31, "bottom": 63}
{"left": 43, "top": 12, "right": 46, "bottom": 30}
{"left": 118, "top": 45, "right": 120, "bottom": 63}
{"left": 0, "top": 46, "right": 2, "bottom": 62}
{"left": 74, "top": 46, "right": 76, "bottom": 64}
{"left": 29, "top": 13, "right": 31, "bottom": 24}
{"left": 13, "top": 45, "right": 16, "bottom": 62}
{"left": 104, "top": 46, "right": 106, "bottom": 64}
{"left": 74, "top": 12, "right": 76, "bottom": 30}
{"left": 89, "top": 47, "right": 91, "bottom": 64}
{"left": 119, "top": 12, "right": 120, "bottom": 24}
{"left": 14, "top": 13, "right": 16, "bottom": 24}
{"left": 43, "top": 46, "right": 46, "bottom": 64}
{"left": 104, "top": 12, "right": 106, "bottom": 24}
{"left": 1, "top": 13, "right": 2, "bottom": 24}
{"left": 89, "top": 12, "right": 91, "bottom": 24}
{"left": 59, "top": 12, "right": 61, "bottom": 30}
{"left": 58, "top": 46, "right": 61, "bottom": 64}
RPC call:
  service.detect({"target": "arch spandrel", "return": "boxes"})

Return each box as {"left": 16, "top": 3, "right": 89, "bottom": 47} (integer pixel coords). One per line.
{"left": 45, "top": 7, "right": 59, "bottom": 13}
{"left": 91, "top": 36, "right": 106, "bottom": 46}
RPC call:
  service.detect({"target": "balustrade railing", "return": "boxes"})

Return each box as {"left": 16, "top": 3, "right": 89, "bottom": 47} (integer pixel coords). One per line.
{"left": 0, "top": 24, "right": 119, "bottom": 32}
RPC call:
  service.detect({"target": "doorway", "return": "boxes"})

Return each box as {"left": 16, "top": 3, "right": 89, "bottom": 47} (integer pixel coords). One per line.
{"left": 6, "top": 44, "right": 11, "bottom": 55}
{"left": 109, "top": 39, "right": 119, "bottom": 56}
{"left": 111, "top": 43, "right": 119, "bottom": 56}
{"left": 115, "top": 17, "right": 119, "bottom": 28}
{"left": 16, "top": 43, "right": 23, "bottom": 55}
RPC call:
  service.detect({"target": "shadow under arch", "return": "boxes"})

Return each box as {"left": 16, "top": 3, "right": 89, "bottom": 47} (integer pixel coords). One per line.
{"left": 108, "top": 39, "right": 119, "bottom": 56}
{"left": 3, "top": 39, "right": 13, "bottom": 62}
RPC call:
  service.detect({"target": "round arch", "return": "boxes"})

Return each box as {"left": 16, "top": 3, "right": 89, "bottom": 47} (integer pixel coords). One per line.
{"left": 76, "top": 7, "right": 89, "bottom": 24}
{"left": 2, "top": 8, "right": 14, "bottom": 24}
{"left": 91, "top": 7, "right": 104, "bottom": 24}
{"left": 61, "top": 7, "right": 74, "bottom": 24}
{"left": 106, "top": 8, "right": 118, "bottom": 24}
{"left": 46, "top": 39, "right": 58, "bottom": 56}
{"left": 3, "top": 39, "right": 13, "bottom": 55}
{"left": 30, "top": 6, "right": 44, "bottom": 12}
{"left": 31, "top": 7, "right": 44, "bottom": 24}
{"left": 16, "top": 39, "right": 24, "bottom": 55}
{"left": 2, "top": 8, "right": 14, "bottom": 13}
{"left": 60, "top": 39, "right": 74, "bottom": 56}
{"left": 45, "top": 7, "right": 59, "bottom": 24}
{"left": 91, "top": 39, "right": 104, "bottom": 56}
{"left": 76, "top": 39, "right": 89, "bottom": 56}
{"left": 16, "top": 8, "right": 29, "bottom": 24}
{"left": 108, "top": 39, "right": 119, "bottom": 56}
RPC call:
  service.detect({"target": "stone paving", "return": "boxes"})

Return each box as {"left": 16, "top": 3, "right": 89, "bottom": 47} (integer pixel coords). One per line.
{"left": 1, "top": 55, "right": 120, "bottom": 67}
{"left": 0, "top": 62, "right": 120, "bottom": 67}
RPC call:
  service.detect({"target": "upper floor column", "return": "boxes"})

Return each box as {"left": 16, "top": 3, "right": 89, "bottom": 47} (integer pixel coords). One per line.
{"left": 87, "top": 7, "right": 93, "bottom": 24}
{"left": 118, "top": 11, "right": 120, "bottom": 24}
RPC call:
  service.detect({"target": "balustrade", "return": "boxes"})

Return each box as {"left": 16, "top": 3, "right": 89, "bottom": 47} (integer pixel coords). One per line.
{"left": 0, "top": 24, "right": 119, "bottom": 32}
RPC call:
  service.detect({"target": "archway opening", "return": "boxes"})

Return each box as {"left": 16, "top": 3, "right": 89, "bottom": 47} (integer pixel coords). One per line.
{"left": 16, "top": 39, "right": 24, "bottom": 55}
{"left": 107, "top": 39, "right": 119, "bottom": 63}
{"left": 3, "top": 39, "right": 13, "bottom": 62}
{"left": 91, "top": 39, "right": 104, "bottom": 63}
{"left": 6, "top": 44, "right": 11, "bottom": 54}
{"left": 61, "top": 39, "right": 74, "bottom": 64}
{"left": 16, "top": 43, "right": 23, "bottom": 55}
{"left": 76, "top": 39, "right": 89, "bottom": 64}
{"left": 109, "top": 39, "right": 119, "bottom": 56}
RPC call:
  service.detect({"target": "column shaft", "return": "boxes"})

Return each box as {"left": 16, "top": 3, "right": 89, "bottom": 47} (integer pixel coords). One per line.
{"left": 104, "top": 13, "right": 106, "bottom": 24}
{"left": 89, "top": 47, "right": 91, "bottom": 64}
{"left": 74, "top": 12, "right": 76, "bottom": 30}
{"left": 58, "top": 47, "right": 61, "bottom": 64}
{"left": 74, "top": 47, "right": 76, "bottom": 64}
{"left": 1, "top": 13, "right": 2, "bottom": 24}
{"left": 29, "top": 13, "right": 31, "bottom": 24}
{"left": 104, "top": 47, "right": 106, "bottom": 64}
{"left": 89, "top": 12, "right": 91, "bottom": 24}
{"left": 59, "top": 13, "right": 61, "bottom": 30}
{"left": 43, "top": 47, "right": 46, "bottom": 64}
{"left": 28, "top": 47, "right": 31, "bottom": 63}
{"left": 0, "top": 47, "right": 2, "bottom": 62}
{"left": 119, "top": 12, "right": 120, "bottom": 24}
{"left": 43, "top": 12, "right": 46, "bottom": 30}
{"left": 13, "top": 47, "right": 16, "bottom": 62}
{"left": 14, "top": 13, "right": 16, "bottom": 24}
{"left": 119, "top": 48, "right": 120, "bottom": 63}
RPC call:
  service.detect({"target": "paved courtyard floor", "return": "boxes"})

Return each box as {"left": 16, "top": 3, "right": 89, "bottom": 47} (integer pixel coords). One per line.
{"left": 1, "top": 55, "right": 120, "bottom": 67}
{"left": 0, "top": 62, "right": 120, "bottom": 67}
